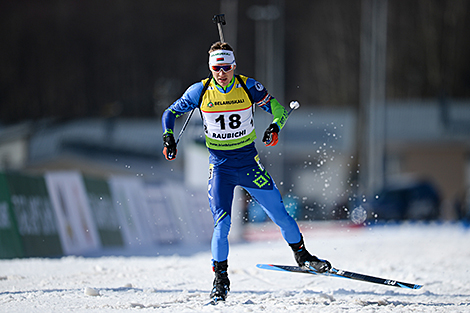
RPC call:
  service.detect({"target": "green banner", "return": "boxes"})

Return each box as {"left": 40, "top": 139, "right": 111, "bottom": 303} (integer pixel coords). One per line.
{"left": 83, "top": 176, "right": 124, "bottom": 247}
{"left": 6, "top": 172, "right": 63, "bottom": 257}
{"left": 0, "top": 172, "right": 24, "bottom": 259}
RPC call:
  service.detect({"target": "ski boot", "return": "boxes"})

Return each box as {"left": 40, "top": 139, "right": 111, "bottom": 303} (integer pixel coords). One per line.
{"left": 210, "top": 260, "right": 230, "bottom": 302}
{"left": 289, "top": 236, "right": 332, "bottom": 273}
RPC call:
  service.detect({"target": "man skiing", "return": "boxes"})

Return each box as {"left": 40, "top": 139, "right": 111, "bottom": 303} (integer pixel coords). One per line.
{"left": 161, "top": 41, "right": 331, "bottom": 302}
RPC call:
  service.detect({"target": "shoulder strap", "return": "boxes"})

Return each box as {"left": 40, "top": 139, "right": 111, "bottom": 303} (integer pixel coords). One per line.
{"left": 236, "top": 75, "right": 254, "bottom": 105}
{"left": 198, "top": 74, "right": 213, "bottom": 107}
{"left": 197, "top": 73, "right": 213, "bottom": 119}
{"left": 236, "top": 74, "right": 255, "bottom": 116}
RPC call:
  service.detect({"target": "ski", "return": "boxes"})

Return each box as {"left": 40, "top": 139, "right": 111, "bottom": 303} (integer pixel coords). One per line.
{"left": 256, "top": 264, "right": 422, "bottom": 290}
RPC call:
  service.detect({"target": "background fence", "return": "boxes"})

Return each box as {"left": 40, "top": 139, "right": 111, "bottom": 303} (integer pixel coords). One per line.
{"left": 0, "top": 171, "right": 212, "bottom": 259}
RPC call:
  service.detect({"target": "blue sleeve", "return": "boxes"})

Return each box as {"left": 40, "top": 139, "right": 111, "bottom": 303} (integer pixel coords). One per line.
{"left": 245, "top": 77, "right": 288, "bottom": 129}
{"left": 162, "top": 82, "right": 204, "bottom": 135}
{"left": 245, "top": 78, "right": 274, "bottom": 114}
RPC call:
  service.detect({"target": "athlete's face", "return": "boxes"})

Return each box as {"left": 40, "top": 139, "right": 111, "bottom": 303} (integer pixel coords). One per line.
{"left": 210, "top": 63, "right": 236, "bottom": 87}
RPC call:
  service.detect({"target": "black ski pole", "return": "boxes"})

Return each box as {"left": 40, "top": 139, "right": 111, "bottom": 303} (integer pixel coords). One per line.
{"left": 175, "top": 109, "right": 194, "bottom": 145}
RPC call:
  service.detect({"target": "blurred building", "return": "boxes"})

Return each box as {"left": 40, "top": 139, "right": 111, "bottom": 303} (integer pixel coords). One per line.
{"left": 1, "top": 98, "right": 469, "bottom": 221}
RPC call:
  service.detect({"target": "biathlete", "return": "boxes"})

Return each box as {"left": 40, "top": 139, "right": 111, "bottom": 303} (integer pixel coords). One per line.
{"left": 161, "top": 41, "right": 331, "bottom": 302}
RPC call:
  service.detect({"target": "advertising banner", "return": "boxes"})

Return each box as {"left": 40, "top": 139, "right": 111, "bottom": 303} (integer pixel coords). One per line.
{"left": 45, "top": 171, "right": 101, "bottom": 255}
{"left": 83, "top": 176, "right": 124, "bottom": 247}
{"left": 108, "top": 176, "right": 153, "bottom": 248}
{"left": 5, "top": 172, "right": 63, "bottom": 257}
{"left": 184, "top": 187, "right": 213, "bottom": 243}
{"left": 159, "top": 182, "right": 213, "bottom": 244}
{"left": 0, "top": 172, "right": 24, "bottom": 258}
{"left": 144, "top": 185, "right": 182, "bottom": 245}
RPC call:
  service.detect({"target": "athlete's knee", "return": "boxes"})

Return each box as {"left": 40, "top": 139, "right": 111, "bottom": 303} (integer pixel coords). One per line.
{"left": 270, "top": 210, "right": 299, "bottom": 230}
{"left": 213, "top": 215, "right": 231, "bottom": 238}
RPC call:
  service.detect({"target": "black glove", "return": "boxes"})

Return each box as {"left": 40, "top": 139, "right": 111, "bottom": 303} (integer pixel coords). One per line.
{"left": 262, "top": 123, "right": 280, "bottom": 146}
{"left": 162, "top": 133, "right": 177, "bottom": 160}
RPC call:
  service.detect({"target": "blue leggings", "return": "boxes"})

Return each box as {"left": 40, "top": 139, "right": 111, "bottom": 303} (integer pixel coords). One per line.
{"left": 209, "top": 163, "right": 301, "bottom": 262}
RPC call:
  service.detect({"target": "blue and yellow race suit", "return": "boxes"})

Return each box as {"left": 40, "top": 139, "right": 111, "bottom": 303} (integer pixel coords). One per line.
{"left": 162, "top": 75, "right": 301, "bottom": 262}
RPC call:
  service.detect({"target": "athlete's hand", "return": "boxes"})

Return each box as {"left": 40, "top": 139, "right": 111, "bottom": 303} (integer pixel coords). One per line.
{"left": 262, "top": 123, "right": 280, "bottom": 147}
{"left": 162, "top": 133, "right": 177, "bottom": 160}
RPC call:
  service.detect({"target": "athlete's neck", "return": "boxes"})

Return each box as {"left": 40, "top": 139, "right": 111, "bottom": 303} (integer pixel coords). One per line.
{"left": 214, "top": 76, "right": 235, "bottom": 92}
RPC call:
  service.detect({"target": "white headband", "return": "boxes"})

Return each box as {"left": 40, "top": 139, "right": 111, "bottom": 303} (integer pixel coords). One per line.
{"left": 208, "top": 50, "right": 236, "bottom": 66}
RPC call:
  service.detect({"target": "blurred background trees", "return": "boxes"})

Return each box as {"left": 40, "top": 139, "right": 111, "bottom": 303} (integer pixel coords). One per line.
{"left": 1, "top": 0, "right": 469, "bottom": 124}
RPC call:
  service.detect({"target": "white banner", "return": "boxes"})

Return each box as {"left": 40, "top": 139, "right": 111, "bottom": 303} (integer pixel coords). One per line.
{"left": 108, "top": 176, "right": 153, "bottom": 248}
{"left": 108, "top": 178, "right": 214, "bottom": 249}
{"left": 144, "top": 185, "right": 181, "bottom": 244}
{"left": 161, "top": 182, "right": 213, "bottom": 244}
{"left": 45, "top": 171, "right": 101, "bottom": 255}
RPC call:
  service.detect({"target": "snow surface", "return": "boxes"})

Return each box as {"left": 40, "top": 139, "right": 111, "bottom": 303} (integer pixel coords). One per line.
{"left": 1, "top": 222, "right": 470, "bottom": 312}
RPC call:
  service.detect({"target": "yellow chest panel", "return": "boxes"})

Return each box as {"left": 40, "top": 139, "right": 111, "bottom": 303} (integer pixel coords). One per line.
{"left": 199, "top": 76, "right": 256, "bottom": 150}
{"left": 200, "top": 77, "right": 252, "bottom": 112}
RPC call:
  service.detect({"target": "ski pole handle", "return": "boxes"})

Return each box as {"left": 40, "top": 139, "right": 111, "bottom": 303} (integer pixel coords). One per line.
{"left": 287, "top": 101, "right": 300, "bottom": 116}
